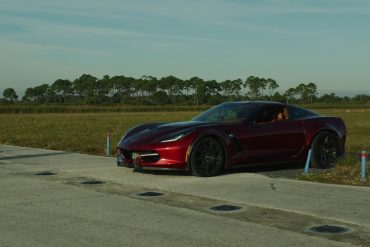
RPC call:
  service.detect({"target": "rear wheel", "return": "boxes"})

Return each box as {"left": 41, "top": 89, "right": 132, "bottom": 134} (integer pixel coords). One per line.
{"left": 190, "top": 137, "right": 225, "bottom": 177}
{"left": 311, "top": 131, "right": 340, "bottom": 169}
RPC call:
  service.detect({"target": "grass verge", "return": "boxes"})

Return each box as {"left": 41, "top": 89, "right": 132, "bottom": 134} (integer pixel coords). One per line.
{"left": 297, "top": 155, "right": 369, "bottom": 186}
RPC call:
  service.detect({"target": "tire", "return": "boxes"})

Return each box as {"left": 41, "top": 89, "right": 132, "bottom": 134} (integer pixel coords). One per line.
{"left": 190, "top": 137, "right": 225, "bottom": 177}
{"left": 311, "top": 131, "right": 340, "bottom": 169}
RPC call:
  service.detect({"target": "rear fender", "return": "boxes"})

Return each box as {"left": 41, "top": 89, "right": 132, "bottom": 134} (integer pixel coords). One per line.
{"left": 303, "top": 117, "right": 346, "bottom": 154}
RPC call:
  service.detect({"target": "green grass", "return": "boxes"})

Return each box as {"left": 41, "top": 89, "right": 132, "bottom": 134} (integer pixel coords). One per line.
{"left": 0, "top": 108, "right": 369, "bottom": 186}
{"left": 298, "top": 155, "right": 369, "bottom": 186}
{"left": 0, "top": 108, "right": 369, "bottom": 154}
{"left": 318, "top": 109, "right": 370, "bottom": 152}
{"left": 0, "top": 112, "right": 196, "bottom": 155}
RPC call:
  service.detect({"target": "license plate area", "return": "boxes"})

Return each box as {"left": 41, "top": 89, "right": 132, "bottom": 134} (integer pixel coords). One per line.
{"left": 132, "top": 152, "right": 140, "bottom": 159}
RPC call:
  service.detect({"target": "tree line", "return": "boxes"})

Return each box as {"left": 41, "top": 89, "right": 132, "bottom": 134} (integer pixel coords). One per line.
{"left": 1, "top": 74, "right": 369, "bottom": 105}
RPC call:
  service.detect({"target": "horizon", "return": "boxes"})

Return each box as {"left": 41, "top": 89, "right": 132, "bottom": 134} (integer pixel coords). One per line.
{"left": 1, "top": 76, "right": 369, "bottom": 98}
{"left": 1, "top": 0, "right": 369, "bottom": 96}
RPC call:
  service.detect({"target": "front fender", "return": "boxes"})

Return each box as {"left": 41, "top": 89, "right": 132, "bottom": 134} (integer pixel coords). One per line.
{"left": 185, "top": 129, "right": 231, "bottom": 170}
{"left": 118, "top": 122, "right": 167, "bottom": 146}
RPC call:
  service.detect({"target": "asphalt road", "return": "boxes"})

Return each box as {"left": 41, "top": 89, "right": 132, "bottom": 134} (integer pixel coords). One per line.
{"left": 1, "top": 144, "right": 369, "bottom": 247}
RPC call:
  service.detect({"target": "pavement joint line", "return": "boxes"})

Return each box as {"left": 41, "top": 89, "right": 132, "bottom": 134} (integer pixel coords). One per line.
{"left": 13, "top": 170, "right": 370, "bottom": 246}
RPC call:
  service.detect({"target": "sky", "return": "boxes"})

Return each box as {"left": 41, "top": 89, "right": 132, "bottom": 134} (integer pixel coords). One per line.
{"left": 1, "top": 0, "right": 370, "bottom": 96}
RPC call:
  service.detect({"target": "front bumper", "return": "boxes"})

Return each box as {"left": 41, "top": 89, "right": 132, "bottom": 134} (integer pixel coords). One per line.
{"left": 116, "top": 144, "right": 190, "bottom": 170}
{"left": 117, "top": 149, "right": 160, "bottom": 168}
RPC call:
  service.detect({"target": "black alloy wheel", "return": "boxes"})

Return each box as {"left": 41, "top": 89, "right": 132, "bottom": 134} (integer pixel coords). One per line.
{"left": 190, "top": 137, "right": 225, "bottom": 177}
{"left": 311, "top": 131, "right": 340, "bottom": 169}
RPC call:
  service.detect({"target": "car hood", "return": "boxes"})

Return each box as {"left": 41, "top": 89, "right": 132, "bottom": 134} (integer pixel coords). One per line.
{"left": 119, "top": 121, "right": 210, "bottom": 146}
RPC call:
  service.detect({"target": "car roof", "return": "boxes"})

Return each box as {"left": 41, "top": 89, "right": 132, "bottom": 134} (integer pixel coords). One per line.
{"left": 223, "top": 101, "right": 287, "bottom": 108}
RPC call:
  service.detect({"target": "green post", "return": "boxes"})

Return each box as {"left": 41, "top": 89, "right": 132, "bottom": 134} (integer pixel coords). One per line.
{"left": 106, "top": 129, "right": 110, "bottom": 157}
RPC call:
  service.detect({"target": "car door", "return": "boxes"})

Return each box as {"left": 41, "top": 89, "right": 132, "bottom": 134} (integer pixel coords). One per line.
{"left": 238, "top": 106, "right": 306, "bottom": 164}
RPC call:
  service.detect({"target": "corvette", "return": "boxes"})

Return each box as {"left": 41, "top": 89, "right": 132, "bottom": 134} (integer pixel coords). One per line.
{"left": 116, "top": 101, "right": 346, "bottom": 177}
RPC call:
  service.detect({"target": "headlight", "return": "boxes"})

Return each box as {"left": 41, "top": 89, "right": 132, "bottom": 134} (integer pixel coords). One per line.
{"left": 160, "top": 130, "right": 194, "bottom": 143}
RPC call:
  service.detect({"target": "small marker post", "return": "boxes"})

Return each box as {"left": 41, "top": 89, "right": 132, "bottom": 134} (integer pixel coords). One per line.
{"left": 304, "top": 149, "right": 312, "bottom": 175}
{"left": 106, "top": 129, "right": 110, "bottom": 157}
{"left": 361, "top": 150, "right": 366, "bottom": 182}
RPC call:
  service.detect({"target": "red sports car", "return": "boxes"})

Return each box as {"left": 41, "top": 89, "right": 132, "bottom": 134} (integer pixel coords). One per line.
{"left": 116, "top": 101, "right": 346, "bottom": 176}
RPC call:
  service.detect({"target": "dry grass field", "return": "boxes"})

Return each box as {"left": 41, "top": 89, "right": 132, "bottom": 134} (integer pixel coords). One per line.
{"left": 0, "top": 112, "right": 196, "bottom": 155}
{"left": 0, "top": 109, "right": 369, "bottom": 185}
{"left": 318, "top": 109, "right": 370, "bottom": 152}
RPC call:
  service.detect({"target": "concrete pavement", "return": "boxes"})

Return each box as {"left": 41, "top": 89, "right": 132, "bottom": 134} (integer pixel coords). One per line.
{"left": 1, "top": 144, "right": 369, "bottom": 246}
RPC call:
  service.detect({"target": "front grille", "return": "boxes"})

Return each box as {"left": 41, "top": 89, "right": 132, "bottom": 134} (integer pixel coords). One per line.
{"left": 140, "top": 153, "right": 160, "bottom": 163}
{"left": 120, "top": 149, "right": 160, "bottom": 163}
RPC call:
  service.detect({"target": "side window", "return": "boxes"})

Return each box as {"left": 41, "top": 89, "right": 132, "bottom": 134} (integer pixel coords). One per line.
{"left": 254, "top": 107, "right": 289, "bottom": 124}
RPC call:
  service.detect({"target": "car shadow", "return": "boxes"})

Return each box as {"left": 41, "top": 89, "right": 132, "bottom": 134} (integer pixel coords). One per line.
{"left": 135, "top": 162, "right": 313, "bottom": 179}
{"left": 134, "top": 169, "right": 192, "bottom": 177}
{"left": 223, "top": 152, "right": 365, "bottom": 179}
{"left": 132, "top": 151, "right": 364, "bottom": 178}
{"left": 221, "top": 163, "right": 307, "bottom": 179}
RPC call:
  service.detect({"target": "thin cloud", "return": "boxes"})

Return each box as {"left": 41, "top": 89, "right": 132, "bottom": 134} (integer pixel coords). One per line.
{"left": 0, "top": 14, "right": 229, "bottom": 45}
{"left": 3, "top": 0, "right": 370, "bottom": 28}
{"left": 1, "top": 40, "right": 112, "bottom": 56}
{"left": 2, "top": 0, "right": 367, "bottom": 42}
{"left": 65, "top": 25, "right": 229, "bottom": 44}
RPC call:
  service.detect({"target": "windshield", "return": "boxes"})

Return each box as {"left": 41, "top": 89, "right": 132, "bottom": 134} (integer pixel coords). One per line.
{"left": 192, "top": 103, "right": 257, "bottom": 123}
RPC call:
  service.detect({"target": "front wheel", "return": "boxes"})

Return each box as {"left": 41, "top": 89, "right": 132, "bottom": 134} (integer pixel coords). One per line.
{"left": 190, "top": 137, "right": 225, "bottom": 177}
{"left": 311, "top": 131, "right": 340, "bottom": 169}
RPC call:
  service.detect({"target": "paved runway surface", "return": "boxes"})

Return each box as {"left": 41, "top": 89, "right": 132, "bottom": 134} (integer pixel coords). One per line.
{"left": 1, "top": 145, "right": 369, "bottom": 247}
